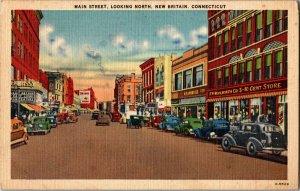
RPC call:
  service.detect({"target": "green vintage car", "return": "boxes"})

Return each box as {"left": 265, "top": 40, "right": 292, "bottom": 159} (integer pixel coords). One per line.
{"left": 174, "top": 117, "right": 205, "bottom": 136}
{"left": 27, "top": 116, "right": 51, "bottom": 135}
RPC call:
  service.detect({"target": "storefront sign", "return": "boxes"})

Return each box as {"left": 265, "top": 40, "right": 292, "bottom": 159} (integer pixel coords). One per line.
{"left": 11, "top": 90, "right": 35, "bottom": 103}
{"left": 207, "top": 79, "right": 287, "bottom": 98}
{"left": 180, "top": 97, "right": 206, "bottom": 105}
{"left": 157, "top": 101, "right": 166, "bottom": 108}
{"left": 11, "top": 80, "right": 34, "bottom": 88}
{"left": 171, "top": 99, "right": 180, "bottom": 104}
{"left": 79, "top": 90, "right": 91, "bottom": 104}
{"left": 177, "top": 87, "right": 206, "bottom": 99}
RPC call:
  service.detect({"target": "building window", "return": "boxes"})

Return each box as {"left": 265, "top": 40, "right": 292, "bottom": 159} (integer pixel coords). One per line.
{"left": 127, "top": 85, "right": 131, "bottom": 93}
{"left": 223, "top": 30, "right": 228, "bottom": 55}
{"left": 254, "top": 57, "right": 262, "bottom": 81}
{"left": 11, "top": 10, "right": 15, "bottom": 22}
{"left": 217, "top": 34, "right": 222, "bottom": 56}
{"left": 11, "top": 66, "right": 15, "bottom": 80}
{"left": 275, "top": 10, "right": 283, "bottom": 33}
{"left": 274, "top": 50, "right": 283, "bottom": 78}
{"left": 175, "top": 72, "right": 182, "bottom": 90}
{"left": 231, "top": 27, "right": 236, "bottom": 51}
{"left": 24, "top": 74, "right": 27, "bottom": 80}
{"left": 17, "top": 70, "right": 20, "bottom": 80}
{"left": 283, "top": 11, "right": 288, "bottom": 30}
{"left": 156, "top": 68, "right": 160, "bottom": 86}
{"left": 160, "top": 66, "right": 164, "bottom": 86}
{"left": 18, "top": 41, "right": 22, "bottom": 57}
{"left": 194, "top": 65, "right": 203, "bottom": 86}
{"left": 238, "top": 62, "right": 245, "bottom": 83}
{"left": 224, "top": 67, "right": 229, "bottom": 86}
{"left": 17, "top": 14, "right": 22, "bottom": 33}
{"left": 232, "top": 64, "right": 237, "bottom": 85}
{"left": 265, "top": 10, "right": 273, "bottom": 38}
{"left": 237, "top": 22, "right": 243, "bottom": 49}
{"left": 211, "top": 20, "right": 214, "bottom": 32}
{"left": 240, "top": 99, "right": 249, "bottom": 121}
{"left": 184, "top": 69, "right": 192, "bottom": 89}
{"left": 256, "top": 13, "right": 263, "bottom": 41}
{"left": 217, "top": 69, "right": 222, "bottom": 87}
{"left": 127, "top": 95, "right": 131, "bottom": 103}
{"left": 246, "top": 60, "right": 252, "bottom": 82}
{"left": 246, "top": 18, "right": 252, "bottom": 45}
{"left": 264, "top": 54, "right": 272, "bottom": 80}
{"left": 11, "top": 31, "right": 15, "bottom": 55}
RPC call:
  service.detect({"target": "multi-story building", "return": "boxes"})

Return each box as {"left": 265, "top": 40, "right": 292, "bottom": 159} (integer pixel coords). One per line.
{"left": 171, "top": 44, "right": 208, "bottom": 118}
{"left": 46, "top": 71, "right": 64, "bottom": 111}
{"left": 11, "top": 10, "right": 43, "bottom": 81}
{"left": 73, "top": 91, "right": 81, "bottom": 108}
{"left": 154, "top": 54, "right": 177, "bottom": 110}
{"left": 62, "top": 74, "right": 74, "bottom": 106}
{"left": 39, "top": 69, "right": 48, "bottom": 90}
{"left": 75, "top": 87, "right": 96, "bottom": 109}
{"left": 139, "top": 58, "right": 155, "bottom": 104}
{"left": 207, "top": 10, "right": 288, "bottom": 134}
{"left": 113, "top": 75, "right": 123, "bottom": 112}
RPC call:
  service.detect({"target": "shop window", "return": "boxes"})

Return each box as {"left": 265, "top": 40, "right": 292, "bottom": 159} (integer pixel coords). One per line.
{"left": 266, "top": 97, "right": 276, "bottom": 125}
{"left": 217, "top": 69, "right": 222, "bottom": 87}
{"left": 194, "top": 65, "right": 203, "bottom": 86}
{"left": 217, "top": 34, "right": 222, "bottom": 57}
{"left": 224, "top": 67, "right": 229, "bottom": 86}
{"left": 246, "top": 60, "right": 252, "bottom": 82}
{"left": 238, "top": 62, "right": 245, "bottom": 83}
{"left": 232, "top": 64, "right": 237, "bottom": 85}
{"left": 283, "top": 11, "right": 288, "bottom": 30}
{"left": 274, "top": 50, "right": 283, "bottom": 78}
{"left": 184, "top": 69, "right": 192, "bottom": 89}
{"left": 264, "top": 54, "right": 271, "bottom": 80}
{"left": 250, "top": 98, "right": 262, "bottom": 122}
{"left": 175, "top": 72, "right": 182, "bottom": 90}
{"left": 237, "top": 22, "right": 243, "bottom": 49}
{"left": 254, "top": 57, "right": 262, "bottom": 81}
{"left": 240, "top": 99, "right": 249, "bottom": 121}
{"left": 223, "top": 30, "right": 229, "bottom": 54}
{"left": 265, "top": 10, "right": 273, "bottom": 38}
{"left": 256, "top": 13, "right": 263, "bottom": 41}
{"left": 231, "top": 27, "right": 236, "bottom": 51}
{"left": 229, "top": 100, "right": 238, "bottom": 121}
{"left": 246, "top": 18, "right": 252, "bottom": 45}
{"left": 275, "top": 10, "right": 283, "bottom": 33}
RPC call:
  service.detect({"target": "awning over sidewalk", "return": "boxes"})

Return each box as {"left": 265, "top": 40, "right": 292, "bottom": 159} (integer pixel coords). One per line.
{"left": 156, "top": 87, "right": 164, "bottom": 94}
{"left": 21, "top": 103, "right": 34, "bottom": 111}
{"left": 27, "top": 104, "right": 44, "bottom": 112}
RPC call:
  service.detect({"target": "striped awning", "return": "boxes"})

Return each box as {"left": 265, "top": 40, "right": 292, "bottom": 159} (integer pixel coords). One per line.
{"left": 206, "top": 91, "right": 287, "bottom": 102}
{"left": 21, "top": 103, "right": 34, "bottom": 111}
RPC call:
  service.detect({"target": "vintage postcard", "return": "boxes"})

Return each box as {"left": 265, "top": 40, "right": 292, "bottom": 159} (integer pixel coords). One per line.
{"left": 0, "top": 0, "right": 298, "bottom": 190}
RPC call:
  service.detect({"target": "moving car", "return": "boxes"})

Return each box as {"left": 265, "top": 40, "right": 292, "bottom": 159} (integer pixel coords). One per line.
{"left": 150, "top": 115, "right": 163, "bottom": 128}
{"left": 67, "top": 112, "right": 78, "bottom": 123}
{"left": 159, "top": 116, "right": 182, "bottom": 131}
{"left": 11, "top": 119, "right": 29, "bottom": 145}
{"left": 47, "top": 114, "right": 58, "bottom": 128}
{"left": 221, "top": 122, "right": 287, "bottom": 156}
{"left": 27, "top": 116, "right": 51, "bottom": 135}
{"left": 128, "top": 115, "right": 144, "bottom": 128}
{"left": 96, "top": 114, "right": 110, "bottom": 126}
{"left": 111, "top": 112, "right": 121, "bottom": 122}
{"left": 91, "top": 111, "right": 100, "bottom": 120}
{"left": 194, "top": 119, "right": 229, "bottom": 140}
{"left": 174, "top": 118, "right": 203, "bottom": 135}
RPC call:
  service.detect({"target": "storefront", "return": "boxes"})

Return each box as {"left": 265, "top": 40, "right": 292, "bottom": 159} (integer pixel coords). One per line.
{"left": 206, "top": 79, "right": 287, "bottom": 134}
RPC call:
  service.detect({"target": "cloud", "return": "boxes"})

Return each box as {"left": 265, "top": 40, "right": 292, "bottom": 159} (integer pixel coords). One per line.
{"left": 40, "top": 25, "right": 71, "bottom": 57}
{"left": 156, "top": 25, "right": 185, "bottom": 47}
{"left": 112, "top": 34, "right": 150, "bottom": 52}
{"left": 189, "top": 26, "right": 208, "bottom": 47}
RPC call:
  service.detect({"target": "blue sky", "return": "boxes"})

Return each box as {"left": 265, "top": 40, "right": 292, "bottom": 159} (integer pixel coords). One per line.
{"left": 39, "top": 10, "right": 208, "bottom": 100}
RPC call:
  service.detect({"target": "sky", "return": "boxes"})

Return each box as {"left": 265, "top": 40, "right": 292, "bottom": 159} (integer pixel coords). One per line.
{"left": 39, "top": 11, "right": 208, "bottom": 101}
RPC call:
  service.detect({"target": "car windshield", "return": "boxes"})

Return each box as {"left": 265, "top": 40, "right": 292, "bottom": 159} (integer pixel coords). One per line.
{"left": 263, "top": 125, "right": 281, "bottom": 133}
{"left": 172, "top": 119, "right": 179, "bottom": 123}
{"left": 33, "top": 118, "right": 45, "bottom": 122}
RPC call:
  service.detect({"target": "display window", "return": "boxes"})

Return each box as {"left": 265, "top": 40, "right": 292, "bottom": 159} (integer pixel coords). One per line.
{"left": 250, "top": 98, "right": 262, "bottom": 122}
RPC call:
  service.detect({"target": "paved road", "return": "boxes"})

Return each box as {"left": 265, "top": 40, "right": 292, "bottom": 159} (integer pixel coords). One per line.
{"left": 11, "top": 114, "right": 287, "bottom": 179}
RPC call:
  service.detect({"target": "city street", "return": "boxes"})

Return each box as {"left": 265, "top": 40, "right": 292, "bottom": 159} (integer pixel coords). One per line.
{"left": 11, "top": 114, "right": 287, "bottom": 180}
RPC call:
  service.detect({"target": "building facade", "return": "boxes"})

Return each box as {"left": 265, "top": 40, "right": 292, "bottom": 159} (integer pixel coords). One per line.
{"left": 207, "top": 10, "right": 288, "bottom": 134}
{"left": 171, "top": 44, "right": 208, "bottom": 118}
{"left": 46, "top": 71, "right": 64, "bottom": 111}
{"left": 75, "top": 87, "right": 96, "bottom": 109}
{"left": 139, "top": 58, "right": 155, "bottom": 104}
{"left": 39, "top": 69, "right": 48, "bottom": 90}
{"left": 63, "top": 75, "right": 74, "bottom": 106}
{"left": 154, "top": 54, "right": 177, "bottom": 109}
{"left": 11, "top": 10, "right": 43, "bottom": 81}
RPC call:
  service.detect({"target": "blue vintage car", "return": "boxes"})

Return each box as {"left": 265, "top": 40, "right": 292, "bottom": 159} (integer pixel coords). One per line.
{"left": 194, "top": 119, "right": 230, "bottom": 140}
{"left": 159, "top": 116, "right": 182, "bottom": 131}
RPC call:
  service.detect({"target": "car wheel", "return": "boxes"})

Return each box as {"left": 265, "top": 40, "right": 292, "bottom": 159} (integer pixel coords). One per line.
{"left": 23, "top": 135, "right": 29, "bottom": 144}
{"left": 246, "top": 141, "right": 257, "bottom": 157}
{"left": 205, "top": 132, "right": 211, "bottom": 140}
{"left": 184, "top": 130, "right": 189, "bottom": 136}
{"left": 221, "top": 137, "right": 231, "bottom": 152}
{"left": 272, "top": 150, "right": 282, "bottom": 156}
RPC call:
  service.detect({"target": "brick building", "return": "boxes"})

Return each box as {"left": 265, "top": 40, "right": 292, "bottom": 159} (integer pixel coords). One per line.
{"left": 75, "top": 87, "right": 96, "bottom": 109}
{"left": 39, "top": 69, "right": 48, "bottom": 90}
{"left": 63, "top": 75, "right": 74, "bottom": 106}
{"left": 207, "top": 10, "right": 288, "bottom": 134}
{"left": 139, "top": 58, "right": 155, "bottom": 104}
{"left": 11, "top": 10, "right": 43, "bottom": 81}
{"left": 171, "top": 44, "right": 208, "bottom": 118}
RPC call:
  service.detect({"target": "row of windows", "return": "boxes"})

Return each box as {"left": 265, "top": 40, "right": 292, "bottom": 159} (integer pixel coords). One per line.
{"left": 212, "top": 10, "right": 287, "bottom": 60}
{"left": 174, "top": 65, "right": 204, "bottom": 91}
{"left": 156, "top": 66, "right": 164, "bottom": 86}
{"left": 212, "top": 48, "right": 287, "bottom": 88}
{"left": 143, "top": 70, "right": 153, "bottom": 87}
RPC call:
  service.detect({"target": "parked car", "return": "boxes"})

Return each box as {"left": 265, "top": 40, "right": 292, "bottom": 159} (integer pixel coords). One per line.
{"left": 175, "top": 117, "right": 203, "bottom": 135}
{"left": 96, "top": 114, "right": 110, "bottom": 126}
{"left": 91, "top": 111, "right": 100, "bottom": 120}
{"left": 194, "top": 119, "right": 229, "bottom": 140}
{"left": 47, "top": 114, "right": 58, "bottom": 128}
{"left": 111, "top": 112, "right": 121, "bottom": 122}
{"left": 67, "top": 112, "right": 78, "bottom": 123}
{"left": 57, "top": 112, "right": 68, "bottom": 124}
{"left": 128, "top": 115, "right": 144, "bottom": 128}
{"left": 143, "top": 116, "right": 150, "bottom": 127}
{"left": 150, "top": 115, "right": 163, "bottom": 128}
{"left": 221, "top": 122, "right": 287, "bottom": 156}
{"left": 27, "top": 116, "right": 51, "bottom": 135}
{"left": 11, "top": 119, "right": 29, "bottom": 145}
{"left": 159, "top": 116, "right": 182, "bottom": 131}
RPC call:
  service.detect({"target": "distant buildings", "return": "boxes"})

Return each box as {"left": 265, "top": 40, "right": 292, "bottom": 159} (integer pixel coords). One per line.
{"left": 75, "top": 87, "right": 96, "bottom": 110}
{"left": 139, "top": 58, "right": 155, "bottom": 104}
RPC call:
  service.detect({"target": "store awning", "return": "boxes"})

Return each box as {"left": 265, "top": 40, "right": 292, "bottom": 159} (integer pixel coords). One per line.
{"left": 21, "top": 103, "right": 34, "bottom": 111}
{"left": 206, "top": 91, "right": 287, "bottom": 102}
{"left": 27, "top": 104, "right": 44, "bottom": 112}
{"left": 156, "top": 87, "right": 164, "bottom": 94}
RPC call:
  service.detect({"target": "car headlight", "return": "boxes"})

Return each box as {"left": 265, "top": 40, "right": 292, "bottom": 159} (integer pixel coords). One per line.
{"left": 39, "top": 124, "right": 43, "bottom": 127}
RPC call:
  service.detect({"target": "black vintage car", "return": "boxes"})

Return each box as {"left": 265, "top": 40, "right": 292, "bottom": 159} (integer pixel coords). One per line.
{"left": 221, "top": 122, "right": 286, "bottom": 156}
{"left": 91, "top": 111, "right": 100, "bottom": 120}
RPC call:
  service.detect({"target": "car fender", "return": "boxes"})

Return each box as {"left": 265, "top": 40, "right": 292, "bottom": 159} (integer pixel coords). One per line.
{"left": 223, "top": 134, "right": 237, "bottom": 146}
{"left": 248, "top": 137, "right": 263, "bottom": 151}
